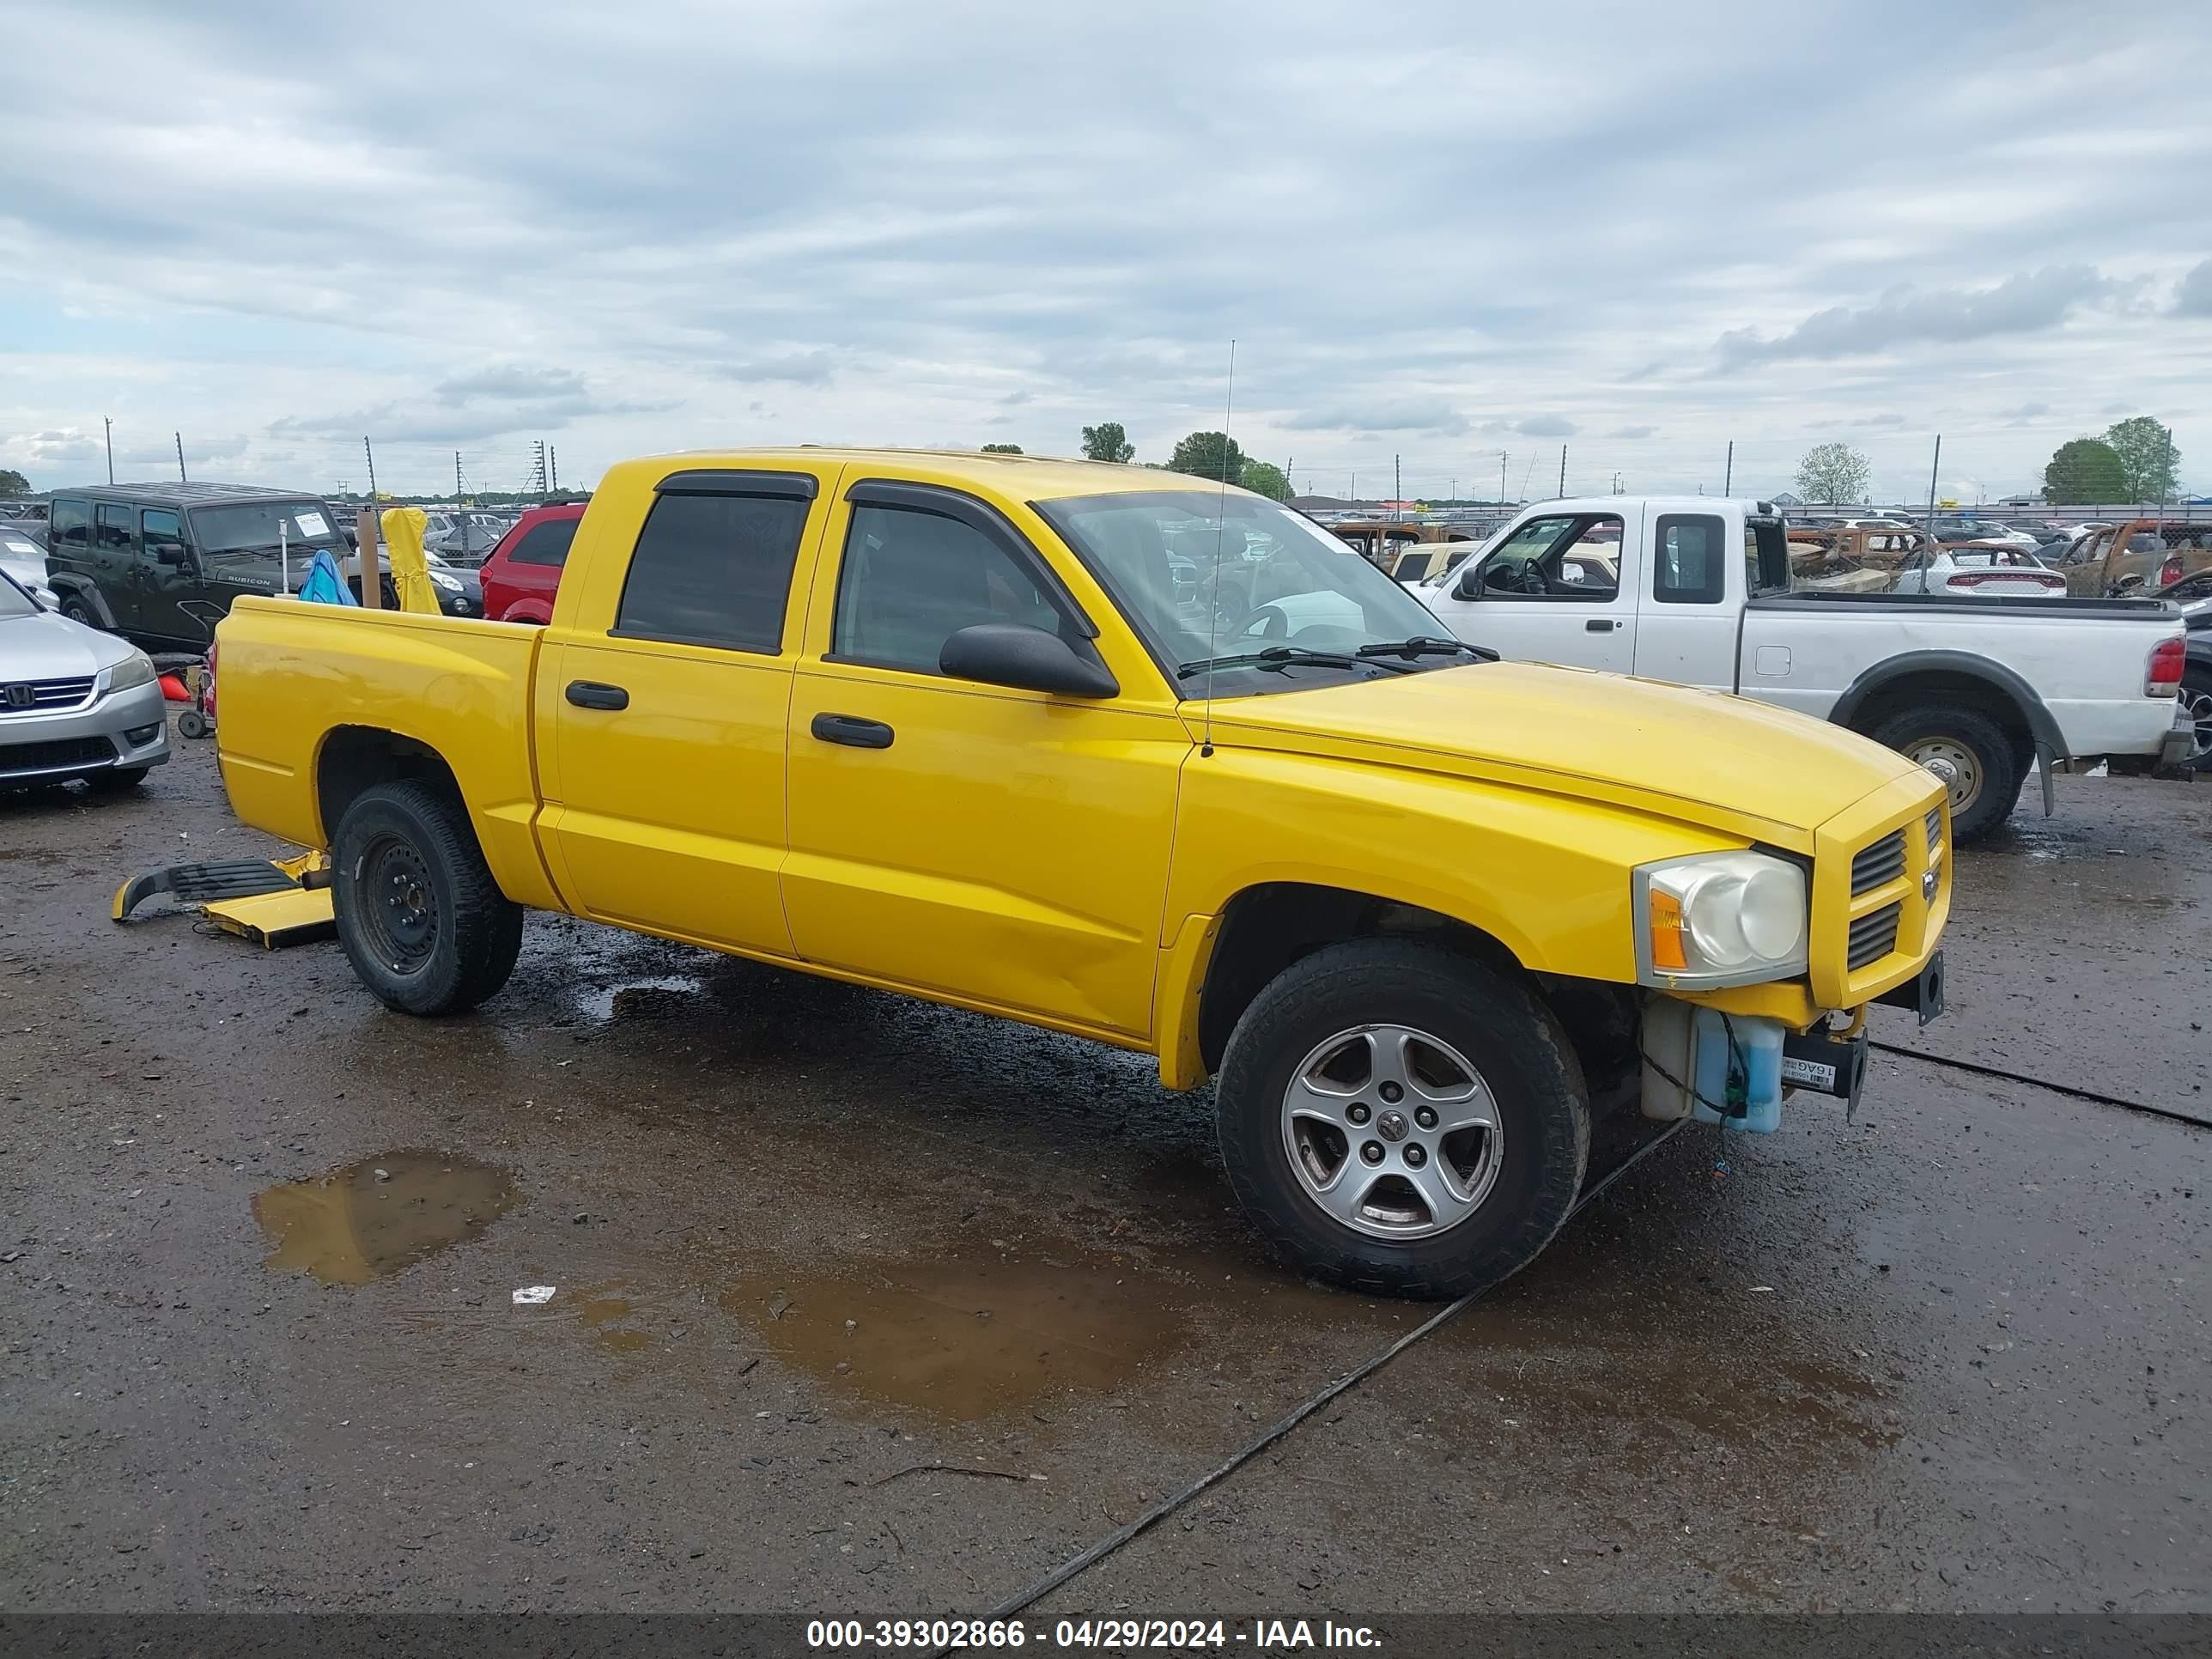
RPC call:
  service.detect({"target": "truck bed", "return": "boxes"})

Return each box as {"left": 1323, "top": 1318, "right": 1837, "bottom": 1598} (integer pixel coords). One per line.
{"left": 214, "top": 599, "right": 560, "bottom": 908}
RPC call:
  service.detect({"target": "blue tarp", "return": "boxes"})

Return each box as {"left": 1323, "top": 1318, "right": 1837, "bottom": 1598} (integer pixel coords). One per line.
{"left": 297, "top": 549, "right": 357, "bottom": 606}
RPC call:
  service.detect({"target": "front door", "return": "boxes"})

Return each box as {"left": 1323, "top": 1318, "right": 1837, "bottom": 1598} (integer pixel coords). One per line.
{"left": 538, "top": 467, "right": 832, "bottom": 956}
{"left": 132, "top": 507, "right": 204, "bottom": 644}
{"left": 781, "top": 482, "right": 1185, "bottom": 1040}
{"left": 1419, "top": 508, "right": 1638, "bottom": 672}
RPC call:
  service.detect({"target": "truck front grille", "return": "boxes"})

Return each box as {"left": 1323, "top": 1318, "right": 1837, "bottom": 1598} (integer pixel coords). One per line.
{"left": 1851, "top": 830, "right": 1906, "bottom": 895}
{"left": 1847, "top": 902, "right": 1901, "bottom": 969}
{"left": 1, "top": 675, "right": 97, "bottom": 713}
{"left": 1925, "top": 807, "right": 1944, "bottom": 854}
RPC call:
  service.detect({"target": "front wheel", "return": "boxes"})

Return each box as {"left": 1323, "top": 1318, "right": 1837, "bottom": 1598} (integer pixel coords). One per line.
{"left": 1871, "top": 705, "right": 2021, "bottom": 843}
{"left": 331, "top": 780, "right": 523, "bottom": 1015}
{"left": 1216, "top": 940, "right": 1590, "bottom": 1300}
{"left": 85, "top": 766, "right": 149, "bottom": 793}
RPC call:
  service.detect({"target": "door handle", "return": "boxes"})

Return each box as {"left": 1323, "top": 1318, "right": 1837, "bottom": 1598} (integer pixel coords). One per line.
{"left": 565, "top": 680, "right": 629, "bottom": 710}
{"left": 811, "top": 712, "right": 895, "bottom": 750}
{"left": 1584, "top": 618, "right": 1617, "bottom": 632}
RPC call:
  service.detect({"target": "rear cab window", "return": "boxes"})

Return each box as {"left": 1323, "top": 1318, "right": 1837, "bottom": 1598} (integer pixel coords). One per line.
{"left": 613, "top": 471, "right": 817, "bottom": 653}
{"left": 1743, "top": 516, "right": 1792, "bottom": 594}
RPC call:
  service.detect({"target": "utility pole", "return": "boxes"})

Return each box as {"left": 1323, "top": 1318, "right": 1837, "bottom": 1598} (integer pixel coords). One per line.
{"left": 1349, "top": 471, "right": 1356, "bottom": 505}
{"left": 1393, "top": 454, "right": 1401, "bottom": 520}
{"left": 456, "top": 451, "right": 465, "bottom": 506}
{"left": 1558, "top": 445, "right": 1567, "bottom": 498}
{"left": 1723, "top": 441, "right": 1733, "bottom": 496}
{"left": 363, "top": 435, "right": 378, "bottom": 501}
{"left": 104, "top": 417, "right": 114, "bottom": 483}
{"left": 1923, "top": 434, "right": 1942, "bottom": 539}
{"left": 1450, "top": 477, "right": 1456, "bottom": 507}
{"left": 1498, "top": 451, "right": 1508, "bottom": 505}
{"left": 173, "top": 432, "right": 187, "bottom": 483}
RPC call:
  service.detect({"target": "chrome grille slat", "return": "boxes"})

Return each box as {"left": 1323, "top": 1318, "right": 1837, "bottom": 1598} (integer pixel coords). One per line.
{"left": 1850, "top": 830, "right": 1906, "bottom": 895}
{"left": 2, "top": 675, "right": 97, "bottom": 712}
{"left": 1847, "top": 902, "right": 1901, "bottom": 970}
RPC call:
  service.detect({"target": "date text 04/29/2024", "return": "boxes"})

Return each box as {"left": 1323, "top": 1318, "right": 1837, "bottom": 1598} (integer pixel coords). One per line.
{"left": 805, "top": 1618, "right": 1382, "bottom": 1650}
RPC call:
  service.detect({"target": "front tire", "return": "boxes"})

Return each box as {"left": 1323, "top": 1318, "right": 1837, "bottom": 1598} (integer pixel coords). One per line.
{"left": 331, "top": 780, "right": 523, "bottom": 1015}
{"left": 1871, "top": 704, "right": 2021, "bottom": 843}
{"left": 85, "top": 767, "right": 149, "bottom": 793}
{"left": 1216, "top": 940, "right": 1590, "bottom": 1300}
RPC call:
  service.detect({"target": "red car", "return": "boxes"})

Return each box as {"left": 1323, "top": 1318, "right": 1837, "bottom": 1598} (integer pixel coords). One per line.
{"left": 478, "top": 503, "right": 586, "bottom": 623}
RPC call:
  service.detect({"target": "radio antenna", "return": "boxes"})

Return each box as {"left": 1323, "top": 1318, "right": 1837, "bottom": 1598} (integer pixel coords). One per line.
{"left": 1200, "top": 338, "right": 1237, "bottom": 759}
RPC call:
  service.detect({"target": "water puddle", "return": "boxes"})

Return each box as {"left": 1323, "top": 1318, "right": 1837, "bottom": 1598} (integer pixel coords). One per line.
{"left": 719, "top": 1245, "right": 1201, "bottom": 1420}
{"left": 253, "top": 1150, "right": 515, "bottom": 1285}
{"left": 572, "top": 974, "right": 707, "bottom": 1024}
{"left": 579, "top": 1292, "right": 655, "bottom": 1354}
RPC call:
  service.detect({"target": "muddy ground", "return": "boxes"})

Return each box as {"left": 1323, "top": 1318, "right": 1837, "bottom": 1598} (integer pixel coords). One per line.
{"left": 1, "top": 731, "right": 2206, "bottom": 1619}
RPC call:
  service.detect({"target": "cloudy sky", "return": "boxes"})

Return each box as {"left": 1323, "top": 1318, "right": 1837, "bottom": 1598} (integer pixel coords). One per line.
{"left": 3, "top": 0, "right": 2209, "bottom": 503}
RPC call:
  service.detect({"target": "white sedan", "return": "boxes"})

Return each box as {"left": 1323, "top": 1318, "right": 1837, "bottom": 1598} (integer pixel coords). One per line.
{"left": 1895, "top": 544, "right": 2067, "bottom": 598}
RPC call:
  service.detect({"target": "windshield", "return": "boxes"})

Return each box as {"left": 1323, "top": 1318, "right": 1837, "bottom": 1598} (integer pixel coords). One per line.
{"left": 0, "top": 568, "right": 38, "bottom": 617}
{"left": 191, "top": 501, "right": 341, "bottom": 556}
{"left": 1034, "top": 489, "right": 1459, "bottom": 696}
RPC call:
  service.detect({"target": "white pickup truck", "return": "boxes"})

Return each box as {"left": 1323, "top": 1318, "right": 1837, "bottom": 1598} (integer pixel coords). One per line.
{"left": 1406, "top": 497, "right": 2191, "bottom": 840}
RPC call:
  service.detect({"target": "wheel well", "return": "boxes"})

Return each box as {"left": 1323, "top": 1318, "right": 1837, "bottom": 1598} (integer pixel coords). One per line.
{"left": 316, "top": 726, "right": 463, "bottom": 843}
{"left": 1845, "top": 672, "right": 2033, "bottom": 753}
{"left": 1196, "top": 883, "right": 1522, "bottom": 1073}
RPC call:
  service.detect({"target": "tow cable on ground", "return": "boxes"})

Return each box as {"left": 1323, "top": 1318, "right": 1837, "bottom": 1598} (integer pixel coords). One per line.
{"left": 1869, "top": 1042, "right": 2212, "bottom": 1132}
{"left": 963, "top": 1120, "right": 1690, "bottom": 1634}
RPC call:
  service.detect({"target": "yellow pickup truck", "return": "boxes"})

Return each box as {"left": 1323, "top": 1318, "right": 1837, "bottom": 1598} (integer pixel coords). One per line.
{"left": 214, "top": 448, "right": 1949, "bottom": 1298}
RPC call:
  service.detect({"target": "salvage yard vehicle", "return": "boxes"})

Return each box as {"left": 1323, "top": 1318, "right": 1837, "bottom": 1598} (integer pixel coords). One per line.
{"left": 1, "top": 523, "right": 58, "bottom": 606}
{"left": 0, "top": 568, "right": 170, "bottom": 791}
{"left": 477, "top": 501, "right": 586, "bottom": 623}
{"left": 1409, "top": 497, "right": 2191, "bottom": 840}
{"left": 40, "top": 484, "right": 481, "bottom": 646}
{"left": 215, "top": 449, "right": 1953, "bottom": 1301}
{"left": 2053, "top": 518, "right": 2212, "bottom": 597}
{"left": 1893, "top": 544, "right": 2068, "bottom": 599}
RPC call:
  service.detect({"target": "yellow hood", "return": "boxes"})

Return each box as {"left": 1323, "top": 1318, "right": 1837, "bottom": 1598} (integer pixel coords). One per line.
{"left": 1192, "top": 661, "right": 1927, "bottom": 852}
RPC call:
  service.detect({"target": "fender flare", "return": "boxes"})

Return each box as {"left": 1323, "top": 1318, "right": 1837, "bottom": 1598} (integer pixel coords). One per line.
{"left": 500, "top": 599, "right": 553, "bottom": 625}
{"left": 1826, "top": 649, "right": 2066, "bottom": 757}
{"left": 46, "top": 572, "right": 118, "bottom": 629}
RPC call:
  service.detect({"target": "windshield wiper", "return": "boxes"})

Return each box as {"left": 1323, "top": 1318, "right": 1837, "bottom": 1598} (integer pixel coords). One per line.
{"left": 1356, "top": 635, "right": 1496, "bottom": 663}
{"left": 1175, "top": 645, "right": 1418, "bottom": 680}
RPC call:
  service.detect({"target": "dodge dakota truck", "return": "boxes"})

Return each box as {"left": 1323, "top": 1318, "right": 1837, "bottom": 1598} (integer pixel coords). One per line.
{"left": 215, "top": 450, "right": 1950, "bottom": 1299}
{"left": 1408, "top": 497, "right": 2190, "bottom": 841}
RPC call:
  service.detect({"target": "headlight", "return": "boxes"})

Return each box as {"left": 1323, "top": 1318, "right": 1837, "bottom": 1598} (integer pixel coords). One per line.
{"left": 430, "top": 572, "right": 461, "bottom": 592}
{"left": 100, "top": 651, "right": 157, "bottom": 695}
{"left": 1634, "top": 850, "right": 1808, "bottom": 988}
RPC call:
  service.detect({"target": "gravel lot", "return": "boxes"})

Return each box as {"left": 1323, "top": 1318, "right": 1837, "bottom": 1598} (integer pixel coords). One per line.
{"left": 2, "top": 729, "right": 2206, "bottom": 1619}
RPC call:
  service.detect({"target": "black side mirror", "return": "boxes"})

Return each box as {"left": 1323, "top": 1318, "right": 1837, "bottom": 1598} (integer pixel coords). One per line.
{"left": 1455, "top": 560, "right": 1489, "bottom": 599}
{"left": 151, "top": 542, "right": 191, "bottom": 568}
{"left": 939, "top": 623, "right": 1118, "bottom": 698}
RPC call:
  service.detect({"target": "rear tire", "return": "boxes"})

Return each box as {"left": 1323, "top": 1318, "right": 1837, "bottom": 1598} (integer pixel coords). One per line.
{"left": 1870, "top": 704, "right": 2020, "bottom": 844}
{"left": 2182, "top": 670, "right": 2212, "bottom": 775}
{"left": 331, "top": 780, "right": 523, "bottom": 1015}
{"left": 1216, "top": 939, "right": 1589, "bottom": 1301}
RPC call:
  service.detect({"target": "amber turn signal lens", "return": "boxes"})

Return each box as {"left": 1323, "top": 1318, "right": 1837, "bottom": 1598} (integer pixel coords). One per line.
{"left": 1650, "top": 890, "right": 1687, "bottom": 971}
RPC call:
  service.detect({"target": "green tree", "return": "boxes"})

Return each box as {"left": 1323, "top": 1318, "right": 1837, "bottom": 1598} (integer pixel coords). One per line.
{"left": 1794, "top": 441, "right": 1871, "bottom": 505}
{"left": 0, "top": 468, "right": 29, "bottom": 495}
{"left": 2042, "top": 437, "right": 2127, "bottom": 503}
{"left": 1079, "top": 422, "right": 1135, "bottom": 464}
{"left": 1240, "top": 460, "right": 1292, "bottom": 501}
{"left": 980, "top": 442, "right": 1024, "bottom": 455}
{"left": 2102, "top": 416, "right": 2181, "bottom": 502}
{"left": 1168, "top": 431, "right": 1246, "bottom": 483}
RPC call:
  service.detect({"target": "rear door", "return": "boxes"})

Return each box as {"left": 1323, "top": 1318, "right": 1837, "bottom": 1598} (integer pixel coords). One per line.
{"left": 1630, "top": 510, "right": 1737, "bottom": 691}
{"left": 538, "top": 465, "right": 837, "bottom": 956}
{"left": 1419, "top": 508, "right": 1638, "bottom": 671}
{"left": 94, "top": 503, "right": 145, "bottom": 634}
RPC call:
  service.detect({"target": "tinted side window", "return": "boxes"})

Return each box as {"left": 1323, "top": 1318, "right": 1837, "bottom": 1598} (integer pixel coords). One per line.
{"left": 96, "top": 503, "right": 135, "bottom": 559}
{"left": 833, "top": 504, "right": 1066, "bottom": 676}
{"left": 142, "top": 508, "right": 182, "bottom": 549}
{"left": 613, "top": 493, "right": 808, "bottom": 653}
{"left": 51, "top": 498, "right": 89, "bottom": 551}
{"left": 511, "top": 519, "right": 579, "bottom": 568}
{"left": 1652, "top": 514, "right": 1726, "bottom": 604}
{"left": 1745, "top": 520, "right": 1792, "bottom": 593}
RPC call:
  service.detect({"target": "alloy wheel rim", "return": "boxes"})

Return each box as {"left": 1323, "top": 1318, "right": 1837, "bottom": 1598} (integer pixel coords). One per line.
{"left": 1280, "top": 1024, "right": 1504, "bottom": 1240}
{"left": 2185, "top": 687, "right": 2212, "bottom": 768}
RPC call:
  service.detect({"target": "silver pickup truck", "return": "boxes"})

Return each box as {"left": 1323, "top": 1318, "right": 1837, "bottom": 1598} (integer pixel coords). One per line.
{"left": 1408, "top": 497, "right": 2190, "bottom": 841}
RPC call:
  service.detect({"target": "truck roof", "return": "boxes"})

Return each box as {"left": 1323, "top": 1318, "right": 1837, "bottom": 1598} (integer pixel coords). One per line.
{"left": 1535, "top": 495, "right": 1782, "bottom": 516}
{"left": 626, "top": 447, "right": 1233, "bottom": 501}
{"left": 49, "top": 482, "right": 325, "bottom": 508}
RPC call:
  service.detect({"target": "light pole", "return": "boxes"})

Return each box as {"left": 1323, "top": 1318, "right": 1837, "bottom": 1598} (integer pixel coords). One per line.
{"left": 104, "top": 417, "right": 114, "bottom": 483}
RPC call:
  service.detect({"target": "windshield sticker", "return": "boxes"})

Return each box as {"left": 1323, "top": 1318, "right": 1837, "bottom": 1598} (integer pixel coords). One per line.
{"left": 293, "top": 510, "right": 331, "bottom": 538}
